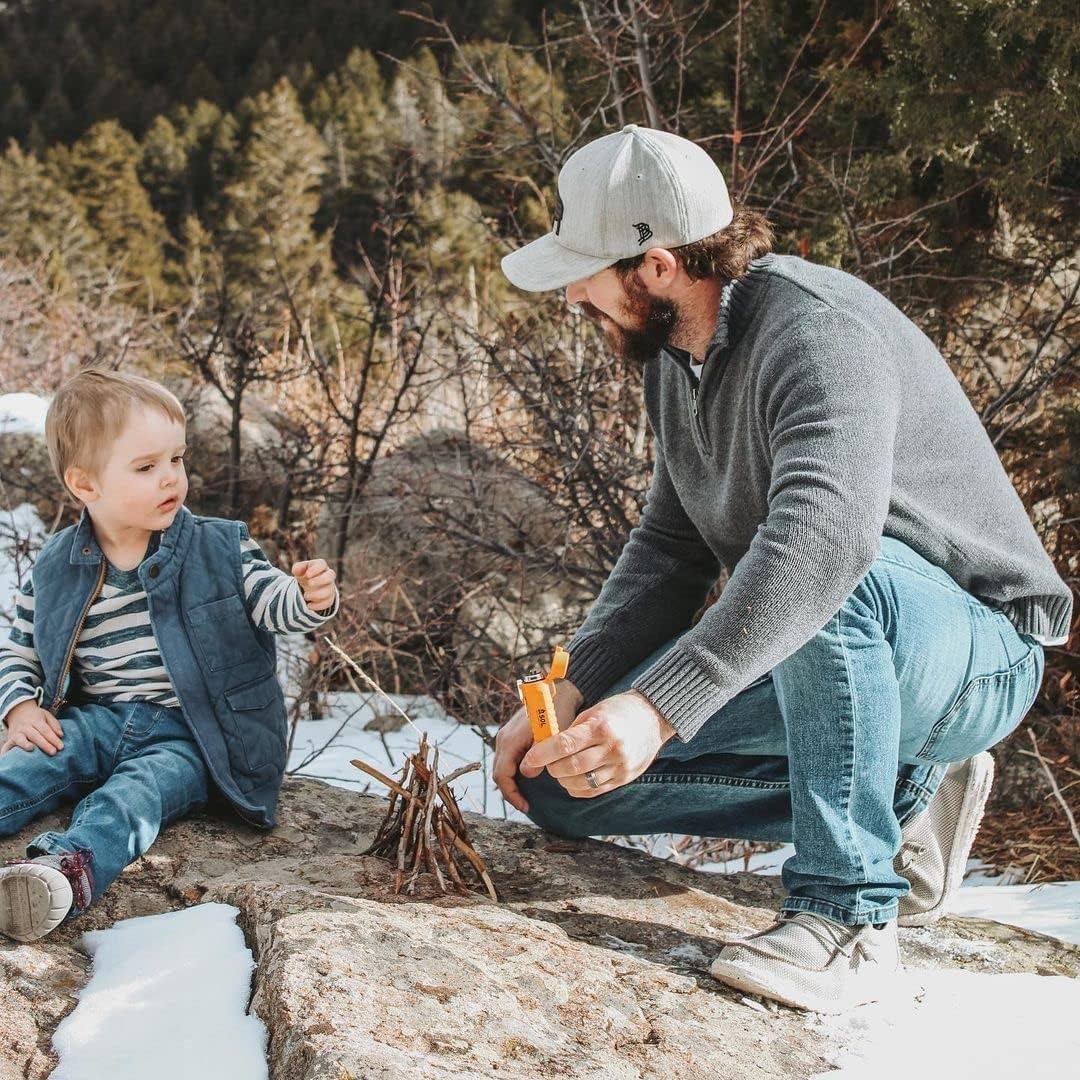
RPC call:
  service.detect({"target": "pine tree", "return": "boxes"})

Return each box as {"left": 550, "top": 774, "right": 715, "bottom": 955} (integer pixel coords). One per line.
{"left": 139, "top": 114, "right": 191, "bottom": 234}
{"left": 218, "top": 78, "right": 331, "bottom": 309}
{"left": 63, "top": 120, "right": 170, "bottom": 303}
{"left": 0, "top": 141, "right": 106, "bottom": 291}
{"left": 310, "top": 48, "right": 390, "bottom": 267}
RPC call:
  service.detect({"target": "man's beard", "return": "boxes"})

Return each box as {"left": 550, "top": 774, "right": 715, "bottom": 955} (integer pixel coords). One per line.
{"left": 580, "top": 273, "right": 680, "bottom": 366}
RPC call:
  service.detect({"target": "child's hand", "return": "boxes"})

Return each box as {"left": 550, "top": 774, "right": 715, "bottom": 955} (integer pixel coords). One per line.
{"left": 291, "top": 558, "right": 337, "bottom": 612}
{"left": 2, "top": 701, "right": 64, "bottom": 756}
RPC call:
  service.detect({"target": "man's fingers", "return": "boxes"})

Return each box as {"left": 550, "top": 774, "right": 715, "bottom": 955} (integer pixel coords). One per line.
{"left": 520, "top": 722, "right": 603, "bottom": 776}
{"left": 545, "top": 743, "right": 611, "bottom": 780}
{"left": 493, "top": 755, "right": 529, "bottom": 813}
{"left": 560, "top": 766, "right": 619, "bottom": 799}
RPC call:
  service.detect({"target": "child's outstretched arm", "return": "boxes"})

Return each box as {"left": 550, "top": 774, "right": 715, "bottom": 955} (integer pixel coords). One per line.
{"left": 240, "top": 536, "right": 339, "bottom": 633}
{"left": 0, "top": 572, "right": 47, "bottom": 724}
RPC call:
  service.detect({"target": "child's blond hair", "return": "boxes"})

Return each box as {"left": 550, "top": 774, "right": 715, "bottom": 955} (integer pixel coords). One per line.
{"left": 45, "top": 369, "right": 186, "bottom": 494}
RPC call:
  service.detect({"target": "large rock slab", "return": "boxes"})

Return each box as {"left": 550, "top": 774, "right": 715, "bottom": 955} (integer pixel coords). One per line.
{"left": 2, "top": 777, "right": 1076, "bottom": 1078}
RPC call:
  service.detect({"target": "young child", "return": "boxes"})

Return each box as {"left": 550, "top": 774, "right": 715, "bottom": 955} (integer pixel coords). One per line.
{"left": 0, "top": 369, "right": 338, "bottom": 941}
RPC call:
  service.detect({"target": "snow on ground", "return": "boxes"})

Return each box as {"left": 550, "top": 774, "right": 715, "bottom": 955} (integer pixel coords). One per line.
{"left": 0, "top": 392, "right": 48, "bottom": 436}
{"left": 50, "top": 903, "right": 268, "bottom": 1080}
{"left": 0, "top": 503, "right": 47, "bottom": 628}
{"left": 810, "top": 966, "right": 1080, "bottom": 1079}
{"left": 286, "top": 684, "right": 527, "bottom": 823}
{"left": 946, "top": 881, "right": 1080, "bottom": 946}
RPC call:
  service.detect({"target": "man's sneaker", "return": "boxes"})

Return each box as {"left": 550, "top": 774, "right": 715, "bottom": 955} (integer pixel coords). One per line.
{"left": 709, "top": 911, "right": 901, "bottom": 1013}
{"left": 0, "top": 851, "right": 94, "bottom": 942}
{"left": 896, "top": 752, "right": 994, "bottom": 927}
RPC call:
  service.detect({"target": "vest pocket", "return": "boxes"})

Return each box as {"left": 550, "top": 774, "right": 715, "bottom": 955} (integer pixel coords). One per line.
{"left": 188, "top": 595, "right": 265, "bottom": 671}
{"left": 219, "top": 676, "right": 287, "bottom": 776}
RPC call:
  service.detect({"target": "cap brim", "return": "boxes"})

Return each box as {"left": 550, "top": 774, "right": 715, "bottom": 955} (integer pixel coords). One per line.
{"left": 501, "top": 232, "right": 617, "bottom": 292}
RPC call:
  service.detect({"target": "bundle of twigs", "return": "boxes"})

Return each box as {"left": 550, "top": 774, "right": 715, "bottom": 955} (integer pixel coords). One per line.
{"left": 322, "top": 637, "right": 496, "bottom": 902}
{"left": 351, "top": 738, "right": 497, "bottom": 901}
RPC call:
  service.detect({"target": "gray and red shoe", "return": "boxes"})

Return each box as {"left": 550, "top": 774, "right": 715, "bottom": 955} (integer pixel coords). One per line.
{"left": 0, "top": 850, "right": 94, "bottom": 942}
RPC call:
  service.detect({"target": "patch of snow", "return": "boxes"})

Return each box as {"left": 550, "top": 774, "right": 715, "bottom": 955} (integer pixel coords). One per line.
{"left": 963, "top": 857, "right": 1027, "bottom": 886}
{"left": 948, "top": 881, "right": 1080, "bottom": 946}
{"left": 0, "top": 503, "right": 48, "bottom": 629}
{"left": 811, "top": 967, "right": 1080, "bottom": 1078}
{"left": 288, "top": 688, "right": 528, "bottom": 823}
{"left": 696, "top": 843, "right": 797, "bottom": 876}
{"left": 0, "top": 392, "right": 48, "bottom": 436}
{"left": 667, "top": 941, "right": 713, "bottom": 966}
{"left": 51, "top": 903, "right": 268, "bottom": 1080}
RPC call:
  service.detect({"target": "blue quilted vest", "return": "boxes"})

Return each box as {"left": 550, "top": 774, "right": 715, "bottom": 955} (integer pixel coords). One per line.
{"left": 32, "top": 506, "right": 286, "bottom": 828}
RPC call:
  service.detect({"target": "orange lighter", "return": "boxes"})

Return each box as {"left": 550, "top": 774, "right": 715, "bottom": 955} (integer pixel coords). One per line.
{"left": 516, "top": 646, "right": 570, "bottom": 743}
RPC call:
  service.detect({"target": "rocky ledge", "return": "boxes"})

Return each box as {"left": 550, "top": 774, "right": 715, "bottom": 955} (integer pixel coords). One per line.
{"left": 2, "top": 777, "right": 1076, "bottom": 1079}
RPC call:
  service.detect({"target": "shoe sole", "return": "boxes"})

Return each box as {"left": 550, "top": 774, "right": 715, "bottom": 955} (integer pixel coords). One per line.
{"left": 0, "top": 865, "right": 73, "bottom": 942}
{"left": 898, "top": 752, "right": 995, "bottom": 928}
{"left": 709, "top": 956, "right": 898, "bottom": 1014}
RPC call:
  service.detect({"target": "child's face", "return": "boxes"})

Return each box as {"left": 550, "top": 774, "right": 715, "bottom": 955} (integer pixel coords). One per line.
{"left": 80, "top": 406, "right": 188, "bottom": 534}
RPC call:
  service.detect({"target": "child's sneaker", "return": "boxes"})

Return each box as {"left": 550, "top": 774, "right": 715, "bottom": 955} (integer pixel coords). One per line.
{"left": 0, "top": 851, "right": 94, "bottom": 942}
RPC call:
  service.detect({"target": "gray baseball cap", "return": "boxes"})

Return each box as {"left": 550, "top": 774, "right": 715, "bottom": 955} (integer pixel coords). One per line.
{"left": 501, "top": 124, "right": 733, "bottom": 293}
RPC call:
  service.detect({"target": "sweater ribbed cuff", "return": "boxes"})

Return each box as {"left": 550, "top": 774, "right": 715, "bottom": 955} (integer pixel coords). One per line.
{"left": 631, "top": 647, "right": 726, "bottom": 742}
{"left": 564, "top": 635, "right": 633, "bottom": 709}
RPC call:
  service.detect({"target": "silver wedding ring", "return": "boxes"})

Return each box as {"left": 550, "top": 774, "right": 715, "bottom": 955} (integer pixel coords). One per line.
{"left": 585, "top": 770, "right": 600, "bottom": 789}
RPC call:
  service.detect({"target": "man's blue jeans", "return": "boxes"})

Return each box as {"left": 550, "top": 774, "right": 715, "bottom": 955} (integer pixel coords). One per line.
{"left": 0, "top": 701, "right": 209, "bottom": 913}
{"left": 519, "top": 537, "right": 1045, "bottom": 926}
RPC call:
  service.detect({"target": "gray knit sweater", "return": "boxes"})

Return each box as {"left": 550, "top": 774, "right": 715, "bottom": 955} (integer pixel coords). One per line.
{"left": 566, "top": 255, "right": 1073, "bottom": 741}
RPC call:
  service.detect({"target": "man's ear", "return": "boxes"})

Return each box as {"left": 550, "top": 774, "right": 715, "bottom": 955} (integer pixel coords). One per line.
{"left": 639, "top": 247, "right": 679, "bottom": 289}
{"left": 64, "top": 465, "right": 99, "bottom": 504}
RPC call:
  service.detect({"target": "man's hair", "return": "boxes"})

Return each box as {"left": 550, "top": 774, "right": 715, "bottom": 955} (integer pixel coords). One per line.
{"left": 613, "top": 205, "right": 774, "bottom": 283}
{"left": 44, "top": 368, "right": 186, "bottom": 492}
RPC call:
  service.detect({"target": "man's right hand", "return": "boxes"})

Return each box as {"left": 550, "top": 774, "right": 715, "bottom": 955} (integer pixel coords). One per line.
{"left": 1, "top": 701, "right": 64, "bottom": 756}
{"left": 494, "top": 680, "right": 583, "bottom": 813}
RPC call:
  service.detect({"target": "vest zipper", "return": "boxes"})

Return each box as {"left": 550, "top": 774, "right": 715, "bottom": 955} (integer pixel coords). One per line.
{"left": 50, "top": 557, "right": 107, "bottom": 713}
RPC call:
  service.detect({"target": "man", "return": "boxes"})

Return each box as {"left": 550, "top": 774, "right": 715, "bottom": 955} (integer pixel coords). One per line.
{"left": 493, "top": 125, "right": 1072, "bottom": 1014}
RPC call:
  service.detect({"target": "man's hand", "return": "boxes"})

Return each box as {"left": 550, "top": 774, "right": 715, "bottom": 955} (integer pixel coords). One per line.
{"left": 494, "top": 680, "right": 583, "bottom": 813}
{"left": 2, "top": 700, "right": 64, "bottom": 756}
{"left": 291, "top": 558, "right": 337, "bottom": 612}
{"left": 519, "top": 691, "right": 676, "bottom": 798}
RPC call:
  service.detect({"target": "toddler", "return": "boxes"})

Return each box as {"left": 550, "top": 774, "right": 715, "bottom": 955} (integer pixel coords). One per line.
{"left": 0, "top": 369, "right": 338, "bottom": 940}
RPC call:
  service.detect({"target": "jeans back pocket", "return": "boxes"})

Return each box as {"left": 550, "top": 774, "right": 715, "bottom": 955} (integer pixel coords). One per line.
{"left": 915, "top": 644, "right": 1041, "bottom": 765}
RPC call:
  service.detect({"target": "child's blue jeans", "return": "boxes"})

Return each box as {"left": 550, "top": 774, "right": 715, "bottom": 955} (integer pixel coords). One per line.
{"left": 0, "top": 701, "right": 209, "bottom": 914}
{"left": 519, "top": 536, "right": 1045, "bottom": 925}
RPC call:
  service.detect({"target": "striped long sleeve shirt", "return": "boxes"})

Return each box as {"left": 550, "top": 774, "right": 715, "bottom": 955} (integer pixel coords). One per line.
{"left": 0, "top": 536, "right": 337, "bottom": 718}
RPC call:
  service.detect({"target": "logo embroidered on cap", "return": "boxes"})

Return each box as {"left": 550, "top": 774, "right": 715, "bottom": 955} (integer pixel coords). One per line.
{"left": 633, "top": 222, "right": 653, "bottom": 245}
{"left": 553, "top": 193, "right": 565, "bottom": 236}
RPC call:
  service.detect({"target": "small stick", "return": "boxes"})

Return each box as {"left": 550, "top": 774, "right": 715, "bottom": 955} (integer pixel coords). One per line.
{"left": 1027, "top": 728, "right": 1080, "bottom": 851}
{"left": 436, "top": 817, "right": 472, "bottom": 895}
{"left": 447, "top": 829, "right": 498, "bottom": 902}
{"left": 325, "top": 637, "right": 425, "bottom": 738}
{"left": 351, "top": 759, "right": 414, "bottom": 801}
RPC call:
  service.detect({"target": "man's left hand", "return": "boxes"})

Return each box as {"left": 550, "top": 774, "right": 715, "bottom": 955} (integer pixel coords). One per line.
{"left": 291, "top": 558, "right": 337, "bottom": 612}
{"left": 519, "top": 691, "right": 677, "bottom": 798}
